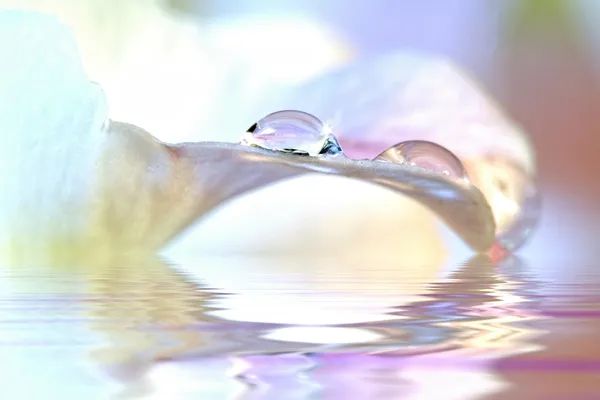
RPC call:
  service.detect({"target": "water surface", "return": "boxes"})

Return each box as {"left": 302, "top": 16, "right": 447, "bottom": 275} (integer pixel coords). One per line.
{"left": 1, "top": 254, "right": 598, "bottom": 399}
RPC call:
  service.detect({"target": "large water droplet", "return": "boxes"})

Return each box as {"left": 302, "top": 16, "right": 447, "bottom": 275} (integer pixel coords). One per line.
{"left": 375, "top": 140, "right": 469, "bottom": 180}
{"left": 240, "top": 110, "right": 342, "bottom": 156}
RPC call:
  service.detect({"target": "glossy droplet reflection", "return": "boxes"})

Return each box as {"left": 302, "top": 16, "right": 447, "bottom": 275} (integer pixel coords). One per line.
{"left": 374, "top": 141, "right": 541, "bottom": 250}
{"left": 240, "top": 110, "right": 342, "bottom": 156}
{"left": 375, "top": 140, "right": 469, "bottom": 180}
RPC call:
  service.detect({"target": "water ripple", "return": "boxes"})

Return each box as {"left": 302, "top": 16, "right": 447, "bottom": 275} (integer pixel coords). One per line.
{"left": 2, "top": 253, "right": 600, "bottom": 398}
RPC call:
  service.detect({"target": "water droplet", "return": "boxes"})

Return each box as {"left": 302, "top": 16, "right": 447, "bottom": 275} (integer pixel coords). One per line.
{"left": 375, "top": 140, "right": 469, "bottom": 180}
{"left": 240, "top": 110, "right": 342, "bottom": 156}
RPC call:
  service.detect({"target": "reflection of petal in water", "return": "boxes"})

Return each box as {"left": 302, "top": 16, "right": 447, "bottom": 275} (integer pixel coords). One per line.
{"left": 170, "top": 250, "right": 447, "bottom": 326}
{"left": 359, "top": 256, "right": 544, "bottom": 400}
{"left": 263, "top": 326, "right": 385, "bottom": 345}
{"left": 84, "top": 257, "right": 206, "bottom": 363}
{"left": 0, "top": 255, "right": 214, "bottom": 399}
{"left": 156, "top": 254, "right": 546, "bottom": 399}
{"left": 490, "top": 261, "right": 600, "bottom": 398}
{"left": 0, "top": 247, "right": 551, "bottom": 399}
{"left": 298, "top": 352, "right": 504, "bottom": 400}
{"left": 145, "top": 358, "right": 246, "bottom": 400}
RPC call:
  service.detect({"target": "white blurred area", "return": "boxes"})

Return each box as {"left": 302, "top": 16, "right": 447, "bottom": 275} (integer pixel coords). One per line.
{"left": 0, "top": 0, "right": 351, "bottom": 143}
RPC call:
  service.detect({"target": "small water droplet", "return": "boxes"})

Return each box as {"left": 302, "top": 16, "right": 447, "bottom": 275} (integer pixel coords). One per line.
{"left": 375, "top": 140, "right": 469, "bottom": 180}
{"left": 240, "top": 110, "right": 342, "bottom": 156}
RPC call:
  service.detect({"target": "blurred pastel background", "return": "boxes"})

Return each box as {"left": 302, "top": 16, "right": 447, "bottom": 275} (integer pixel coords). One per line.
{"left": 1, "top": 1, "right": 600, "bottom": 399}
{"left": 3, "top": 0, "right": 597, "bottom": 267}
